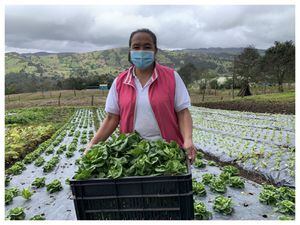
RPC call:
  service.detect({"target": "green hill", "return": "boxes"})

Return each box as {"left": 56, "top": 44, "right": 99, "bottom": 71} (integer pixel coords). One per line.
{"left": 5, "top": 47, "right": 259, "bottom": 78}
{"left": 5, "top": 47, "right": 266, "bottom": 94}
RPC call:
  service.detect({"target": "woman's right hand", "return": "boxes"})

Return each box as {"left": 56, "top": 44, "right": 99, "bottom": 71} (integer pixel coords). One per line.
{"left": 83, "top": 113, "right": 120, "bottom": 155}
{"left": 83, "top": 142, "right": 93, "bottom": 155}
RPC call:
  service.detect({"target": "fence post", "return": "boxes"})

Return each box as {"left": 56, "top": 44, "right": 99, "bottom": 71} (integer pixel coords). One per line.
{"left": 202, "top": 88, "right": 206, "bottom": 102}
{"left": 91, "top": 95, "right": 94, "bottom": 106}
{"left": 58, "top": 92, "right": 61, "bottom": 106}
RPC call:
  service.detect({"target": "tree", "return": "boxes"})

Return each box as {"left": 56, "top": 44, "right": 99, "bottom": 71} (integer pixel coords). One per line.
{"left": 209, "top": 79, "right": 219, "bottom": 90}
{"left": 263, "top": 41, "right": 295, "bottom": 92}
{"left": 177, "top": 63, "right": 198, "bottom": 87}
{"left": 233, "top": 46, "right": 261, "bottom": 97}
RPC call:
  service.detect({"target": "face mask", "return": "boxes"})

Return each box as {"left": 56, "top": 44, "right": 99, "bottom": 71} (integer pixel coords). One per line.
{"left": 130, "top": 50, "right": 155, "bottom": 69}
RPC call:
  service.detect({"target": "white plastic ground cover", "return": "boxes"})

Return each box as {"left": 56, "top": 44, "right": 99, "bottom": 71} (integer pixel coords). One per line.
{"left": 5, "top": 109, "right": 97, "bottom": 220}
{"left": 190, "top": 106, "right": 295, "bottom": 187}
{"left": 191, "top": 106, "right": 295, "bottom": 132}
{"left": 192, "top": 159, "right": 294, "bottom": 220}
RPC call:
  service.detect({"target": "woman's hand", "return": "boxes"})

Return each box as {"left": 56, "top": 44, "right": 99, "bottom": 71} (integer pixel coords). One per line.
{"left": 176, "top": 108, "right": 196, "bottom": 163}
{"left": 83, "top": 142, "right": 93, "bottom": 155}
{"left": 83, "top": 113, "right": 120, "bottom": 155}
{"left": 183, "top": 140, "right": 197, "bottom": 164}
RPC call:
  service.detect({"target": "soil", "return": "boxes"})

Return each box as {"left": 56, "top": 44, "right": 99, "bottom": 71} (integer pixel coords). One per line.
{"left": 193, "top": 101, "right": 295, "bottom": 115}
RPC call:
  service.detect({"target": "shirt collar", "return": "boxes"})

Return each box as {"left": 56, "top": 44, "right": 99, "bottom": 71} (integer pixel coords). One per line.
{"left": 123, "top": 63, "right": 159, "bottom": 86}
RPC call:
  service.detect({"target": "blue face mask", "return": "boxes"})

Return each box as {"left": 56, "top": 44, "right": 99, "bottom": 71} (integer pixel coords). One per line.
{"left": 130, "top": 50, "right": 155, "bottom": 70}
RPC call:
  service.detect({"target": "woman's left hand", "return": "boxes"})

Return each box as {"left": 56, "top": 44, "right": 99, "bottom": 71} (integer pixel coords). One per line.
{"left": 183, "top": 140, "right": 197, "bottom": 164}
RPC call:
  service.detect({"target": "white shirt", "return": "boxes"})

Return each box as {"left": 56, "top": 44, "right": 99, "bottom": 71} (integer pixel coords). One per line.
{"left": 105, "top": 70, "right": 191, "bottom": 141}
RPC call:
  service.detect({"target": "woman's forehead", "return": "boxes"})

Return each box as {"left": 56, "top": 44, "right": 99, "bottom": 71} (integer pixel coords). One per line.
{"left": 131, "top": 32, "right": 154, "bottom": 45}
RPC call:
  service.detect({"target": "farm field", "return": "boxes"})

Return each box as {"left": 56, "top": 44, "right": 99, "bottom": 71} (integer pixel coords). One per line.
{"left": 191, "top": 106, "right": 295, "bottom": 187}
{"left": 5, "top": 107, "right": 75, "bottom": 167}
{"left": 4, "top": 107, "right": 295, "bottom": 220}
{"left": 5, "top": 89, "right": 295, "bottom": 115}
{"left": 193, "top": 91, "right": 295, "bottom": 114}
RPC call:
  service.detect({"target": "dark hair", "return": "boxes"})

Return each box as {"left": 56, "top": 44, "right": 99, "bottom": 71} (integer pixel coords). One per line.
{"left": 128, "top": 28, "right": 157, "bottom": 64}
{"left": 129, "top": 28, "right": 157, "bottom": 49}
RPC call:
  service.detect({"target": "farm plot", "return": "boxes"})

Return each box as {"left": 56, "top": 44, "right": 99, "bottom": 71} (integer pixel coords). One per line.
{"left": 5, "top": 109, "right": 98, "bottom": 220}
{"left": 190, "top": 106, "right": 295, "bottom": 187}
{"left": 192, "top": 157, "right": 295, "bottom": 220}
{"left": 5, "top": 107, "right": 74, "bottom": 167}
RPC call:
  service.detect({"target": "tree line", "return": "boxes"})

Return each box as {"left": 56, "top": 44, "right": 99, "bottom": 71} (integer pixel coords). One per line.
{"left": 5, "top": 73, "right": 114, "bottom": 95}
{"left": 178, "top": 41, "right": 295, "bottom": 96}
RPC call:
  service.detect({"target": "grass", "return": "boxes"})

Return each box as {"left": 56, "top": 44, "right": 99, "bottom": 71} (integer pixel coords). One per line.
{"left": 192, "top": 91, "right": 295, "bottom": 114}
{"left": 190, "top": 87, "right": 295, "bottom": 105}
{"left": 237, "top": 92, "right": 295, "bottom": 103}
{"left": 5, "top": 89, "right": 108, "bottom": 110}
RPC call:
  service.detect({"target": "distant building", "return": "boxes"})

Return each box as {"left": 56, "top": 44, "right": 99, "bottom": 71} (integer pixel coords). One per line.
{"left": 217, "top": 77, "right": 227, "bottom": 85}
{"left": 99, "top": 84, "right": 108, "bottom": 90}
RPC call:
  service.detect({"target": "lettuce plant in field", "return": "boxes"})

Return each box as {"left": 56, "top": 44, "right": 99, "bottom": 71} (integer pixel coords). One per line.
{"left": 6, "top": 162, "right": 26, "bottom": 175}
{"left": 6, "top": 207, "right": 26, "bottom": 220}
{"left": 194, "top": 201, "right": 212, "bottom": 220}
{"left": 5, "top": 176, "right": 11, "bottom": 186}
{"left": 276, "top": 187, "right": 295, "bottom": 202}
{"left": 209, "top": 178, "right": 227, "bottom": 194}
{"left": 202, "top": 173, "right": 215, "bottom": 185}
{"left": 43, "top": 155, "right": 60, "bottom": 173}
{"left": 259, "top": 189, "right": 279, "bottom": 205}
{"left": 213, "top": 196, "right": 233, "bottom": 215}
{"left": 222, "top": 165, "right": 239, "bottom": 176}
{"left": 207, "top": 160, "right": 217, "bottom": 166}
{"left": 7, "top": 187, "right": 20, "bottom": 197}
{"left": 259, "top": 184, "right": 295, "bottom": 209}
{"left": 229, "top": 176, "right": 245, "bottom": 189}
{"left": 30, "top": 214, "right": 46, "bottom": 220}
{"left": 46, "top": 179, "right": 63, "bottom": 193}
{"left": 5, "top": 187, "right": 20, "bottom": 204}
{"left": 194, "top": 158, "right": 206, "bottom": 169}
{"left": 196, "top": 151, "right": 204, "bottom": 160}
{"left": 219, "top": 172, "right": 232, "bottom": 184}
{"left": 192, "top": 180, "right": 206, "bottom": 196}
{"left": 32, "top": 177, "right": 46, "bottom": 188}
{"left": 21, "top": 188, "right": 33, "bottom": 200}
{"left": 34, "top": 157, "right": 45, "bottom": 167}
{"left": 276, "top": 200, "right": 295, "bottom": 215}
{"left": 278, "top": 215, "right": 293, "bottom": 220}
{"left": 65, "top": 151, "right": 74, "bottom": 158}
{"left": 5, "top": 190, "right": 14, "bottom": 205}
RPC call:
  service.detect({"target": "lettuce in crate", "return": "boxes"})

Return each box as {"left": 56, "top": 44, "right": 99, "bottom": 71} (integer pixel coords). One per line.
{"left": 74, "top": 132, "right": 187, "bottom": 180}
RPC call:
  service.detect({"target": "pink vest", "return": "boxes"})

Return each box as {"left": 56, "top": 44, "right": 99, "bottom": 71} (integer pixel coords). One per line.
{"left": 116, "top": 62, "right": 184, "bottom": 147}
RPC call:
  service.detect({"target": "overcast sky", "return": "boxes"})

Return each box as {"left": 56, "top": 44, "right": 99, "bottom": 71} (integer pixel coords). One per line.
{"left": 5, "top": 5, "right": 295, "bottom": 53}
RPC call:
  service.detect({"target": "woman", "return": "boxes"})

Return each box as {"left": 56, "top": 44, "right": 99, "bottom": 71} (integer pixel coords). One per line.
{"left": 84, "top": 28, "right": 197, "bottom": 163}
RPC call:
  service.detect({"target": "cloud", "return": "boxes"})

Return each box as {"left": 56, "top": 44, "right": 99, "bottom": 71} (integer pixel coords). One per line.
{"left": 5, "top": 5, "right": 295, "bottom": 53}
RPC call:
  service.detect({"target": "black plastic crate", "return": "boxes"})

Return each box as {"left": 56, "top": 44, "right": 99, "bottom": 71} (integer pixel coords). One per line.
{"left": 70, "top": 168, "right": 194, "bottom": 220}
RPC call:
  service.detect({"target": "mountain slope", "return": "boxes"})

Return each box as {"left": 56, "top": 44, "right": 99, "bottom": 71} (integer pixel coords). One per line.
{"left": 6, "top": 47, "right": 257, "bottom": 78}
